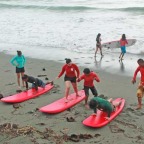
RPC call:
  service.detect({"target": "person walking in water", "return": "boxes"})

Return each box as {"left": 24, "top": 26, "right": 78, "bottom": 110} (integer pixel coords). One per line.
{"left": 56, "top": 58, "right": 80, "bottom": 103}
{"left": 10, "top": 51, "right": 26, "bottom": 89}
{"left": 119, "top": 34, "right": 128, "bottom": 60}
{"left": 95, "top": 33, "right": 103, "bottom": 57}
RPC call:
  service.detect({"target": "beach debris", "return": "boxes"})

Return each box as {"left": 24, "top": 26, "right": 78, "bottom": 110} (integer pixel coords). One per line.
{"left": 94, "top": 133, "right": 101, "bottom": 138}
{"left": 79, "top": 134, "right": 93, "bottom": 139}
{"left": 37, "top": 74, "right": 47, "bottom": 77}
{"left": 5, "top": 82, "right": 15, "bottom": 86}
{"left": 12, "top": 103, "right": 22, "bottom": 109}
{"left": 45, "top": 77, "right": 49, "bottom": 80}
{"left": 0, "top": 123, "right": 95, "bottom": 143}
{"left": 67, "top": 108, "right": 71, "bottom": 111}
{"left": 42, "top": 68, "right": 46, "bottom": 71}
{"left": 109, "top": 124, "right": 125, "bottom": 133}
{"left": 16, "top": 89, "right": 22, "bottom": 93}
{"left": 66, "top": 117, "right": 75, "bottom": 122}
{"left": 69, "top": 134, "right": 80, "bottom": 142}
{"left": 36, "top": 123, "right": 46, "bottom": 126}
{"left": 0, "top": 94, "right": 4, "bottom": 99}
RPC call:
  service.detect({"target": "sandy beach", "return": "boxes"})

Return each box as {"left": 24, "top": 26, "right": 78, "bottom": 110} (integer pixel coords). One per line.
{"left": 0, "top": 52, "right": 144, "bottom": 144}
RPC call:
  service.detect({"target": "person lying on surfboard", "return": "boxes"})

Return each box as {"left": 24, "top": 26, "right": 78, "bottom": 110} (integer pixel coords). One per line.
{"left": 56, "top": 58, "right": 80, "bottom": 103}
{"left": 132, "top": 58, "right": 144, "bottom": 110}
{"left": 89, "top": 96, "right": 122, "bottom": 120}
{"left": 22, "top": 74, "right": 49, "bottom": 91}
{"left": 77, "top": 68, "right": 100, "bottom": 108}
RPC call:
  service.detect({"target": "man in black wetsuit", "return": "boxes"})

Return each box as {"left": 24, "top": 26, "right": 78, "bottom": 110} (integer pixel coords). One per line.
{"left": 22, "top": 74, "right": 46, "bottom": 90}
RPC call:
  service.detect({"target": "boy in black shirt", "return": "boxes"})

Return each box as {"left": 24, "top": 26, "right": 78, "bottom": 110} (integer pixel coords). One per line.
{"left": 22, "top": 74, "right": 46, "bottom": 90}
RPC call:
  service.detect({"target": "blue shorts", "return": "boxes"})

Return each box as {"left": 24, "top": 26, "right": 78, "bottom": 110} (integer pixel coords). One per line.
{"left": 121, "top": 46, "right": 126, "bottom": 54}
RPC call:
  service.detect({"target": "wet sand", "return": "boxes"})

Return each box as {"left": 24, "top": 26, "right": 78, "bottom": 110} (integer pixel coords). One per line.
{"left": 0, "top": 52, "right": 144, "bottom": 144}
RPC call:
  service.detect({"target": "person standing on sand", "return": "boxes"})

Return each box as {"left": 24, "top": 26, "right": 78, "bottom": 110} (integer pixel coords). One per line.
{"left": 132, "top": 58, "right": 144, "bottom": 110}
{"left": 77, "top": 68, "right": 100, "bottom": 108}
{"left": 119, "top": 34, "right": 128, "bottom": 60}
{"left": 56, "top": 58, "right": 80, "bottom": 103}
{"left": 89, "top": 97, "right": 122, "bottom": 120}
{"left": 95, "top": 33, "right": 103, "bottom": 57}
{"left": 10, "top": 51, "right": 26, "bottom": 89}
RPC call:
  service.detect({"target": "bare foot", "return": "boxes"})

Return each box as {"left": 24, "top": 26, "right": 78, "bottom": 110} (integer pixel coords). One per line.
{"left": 76, "top": 94, "right": 81, "bottom": 97}
{"left": 135, "top": 106, "right": 142, "bottom": 110}
{"left": 85, "top": 104, "right": 89, "bottom": 109}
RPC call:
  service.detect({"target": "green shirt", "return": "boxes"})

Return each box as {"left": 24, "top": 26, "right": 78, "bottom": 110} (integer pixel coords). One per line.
{"left": 10, "top": 55, "right": 26, "bottom": 68}
{"left": 92, "top": 97, "right": 113, "bottom": 117}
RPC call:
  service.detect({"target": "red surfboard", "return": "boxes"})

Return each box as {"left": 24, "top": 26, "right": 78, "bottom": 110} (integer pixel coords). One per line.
{"left": 39, "top": 90, "right": 86, "bottom": 114}
{"left": 1, "top": 84, "right": 54, "bottom": 103}
{"left": 83, "top": 98, "right": 125, "bottom": 128}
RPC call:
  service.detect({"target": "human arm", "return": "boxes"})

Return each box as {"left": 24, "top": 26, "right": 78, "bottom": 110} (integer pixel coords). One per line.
{"left": 77, "top": 75, "right": 84, "bottom": 82}
{"left": 10, "top": 56, "right": 18, "bottom": 67}
{"left": 94, "top": 73, "right": 100, "bottom": 82}
{"left": 132, "top": 67, "right": 140, "bottom": 84}
{"left": 25, "top": 82, "right": 28, "bottom": 90}
{"left": 74, "top": 64, "right": 80, "bottom": 78}
{"left": 57, "top": 65, "right": 65, "bottom": 78}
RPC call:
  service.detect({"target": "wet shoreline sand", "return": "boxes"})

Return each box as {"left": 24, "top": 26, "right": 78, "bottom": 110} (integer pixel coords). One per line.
{"left": 0, "top": 52, "right": 144, "bottom": 144}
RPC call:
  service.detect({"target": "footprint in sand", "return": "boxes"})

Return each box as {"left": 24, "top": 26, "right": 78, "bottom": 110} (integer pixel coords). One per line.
{"left": 84, "top": 62, "right": 91, "bottom": 64}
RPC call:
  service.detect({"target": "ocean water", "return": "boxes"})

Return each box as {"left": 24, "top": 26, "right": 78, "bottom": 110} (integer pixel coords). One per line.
{"left": 0, "top": 0, "right": 144, "bottom": 76}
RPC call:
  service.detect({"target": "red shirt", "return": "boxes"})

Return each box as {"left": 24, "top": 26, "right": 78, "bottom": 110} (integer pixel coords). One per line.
{"left": 133, "top": 66, "right": 144, "bottom": 85}
{"left": 120, "top": 39, "right": 128, "bottom": 46}
{"left": 79, "top": 72, "right": 100, "bottom": 87}
{"left": 58, "top": 63, "right": 80, "bottom": 78}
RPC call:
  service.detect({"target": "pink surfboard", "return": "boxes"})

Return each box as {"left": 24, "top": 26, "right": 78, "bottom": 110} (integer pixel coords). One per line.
{"left": 1, "top": 84, "right": 54, "bottom": 103}
{"left": 83, "top": 98, "right": 125, "bottom": 128}
{"left": 39, "top": 90, "right": 86, "bottom": 114}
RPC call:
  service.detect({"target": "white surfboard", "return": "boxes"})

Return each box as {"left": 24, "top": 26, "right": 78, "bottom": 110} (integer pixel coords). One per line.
{"left": 102, "top": 39, "right": 136, "bottom": 49}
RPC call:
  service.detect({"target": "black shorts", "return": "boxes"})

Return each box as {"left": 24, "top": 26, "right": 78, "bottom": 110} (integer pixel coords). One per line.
{"left": 64, "top": 75, "right": 76, "bottom": 83}
{"left": 84, "top": 86, "right": 98, "bottom": 97}
{"left": 16, "top": 67, "right": 25, "bottom": 73}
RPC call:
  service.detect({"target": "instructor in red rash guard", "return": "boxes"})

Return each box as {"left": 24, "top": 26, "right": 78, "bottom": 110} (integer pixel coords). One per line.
{"left": 132, "top": 58, "right": 144, "bottom": 110}
{"left": 56, "top": 58, "right": 80, "bottom": 102}
{"left": 77, "top": 68, "right": 100, "bottom": 108}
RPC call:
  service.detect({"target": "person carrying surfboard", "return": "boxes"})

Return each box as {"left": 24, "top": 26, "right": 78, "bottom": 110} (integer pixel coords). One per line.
{"left": 89, "top": 97, "right": 122, "bottom": 120}
{"left": 56, "top": 58, "right": 80, "bottom": 103}
{"left": 22, "top": 74, "right": 49, "bottom": 91}
{"left": 132, "top": 58, "right": 144, "bottom": 110}
{"left": 95, "top": 33, "right": 103, "bottom": 57}
{"left": 119, "top": 34, "right": 128, "bottom": 60}
{"left": 10, "top": 50, "right": 26, "bottom": 90}
{"left": 77, "top": 68, "right": 100, "bottom": 108}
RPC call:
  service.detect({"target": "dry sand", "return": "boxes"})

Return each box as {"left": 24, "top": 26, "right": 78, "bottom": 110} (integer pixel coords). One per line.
{"left": 0, "top": 52, "right": 144, "bottom": 144}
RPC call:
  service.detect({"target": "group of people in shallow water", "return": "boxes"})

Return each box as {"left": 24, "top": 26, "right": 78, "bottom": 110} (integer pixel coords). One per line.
{"left": 95, "top": 33, "right": 128, "bottom": 61}
{"left": 8, "top": 40, "right": 144, "bottom": 120}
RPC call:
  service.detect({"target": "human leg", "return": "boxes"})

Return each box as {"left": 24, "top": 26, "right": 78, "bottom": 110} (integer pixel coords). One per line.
{"left": 21, "top": 72, "right": 25, "bottom": 87}
{"left": 136, "top": 85, "right": 143, "bottom": 109}
{"left": 71, "top": 82, "right": 79, "bottom": 96}
{"left": 16, "top": 73, "right": 21, "bottom": 87}
{"left": 95, "top": 45, "right": 99, "bottom": 57}
{"left": 84, "top": 86, "right": 90, "bottom": 108}
{"left": 90, "top": 86, "right": 98, "bottom": 97}
{"left": 64, "top": 81, "right": 71, "bottom": 101}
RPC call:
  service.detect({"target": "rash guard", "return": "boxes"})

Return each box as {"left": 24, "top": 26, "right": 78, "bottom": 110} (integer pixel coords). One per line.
{"left": 92, "top": 97, "right": 113, "bottom": 117}
{"left": 58, "top": 64, "right": 80, "bottom": 78}
{"left": 25, "top": 76, "right": 42, "bottom": 90}
{"left": 10, "top": 55, "right": 26, "bottom": 68}
{"left": 132, "top": 66, "right": 144, "bottom": 85}
{"left": 120, "top": 39, "right": 128, "bottom": 46}
{"left": 78, "top": 72, "right": 100, "bottom": 87}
